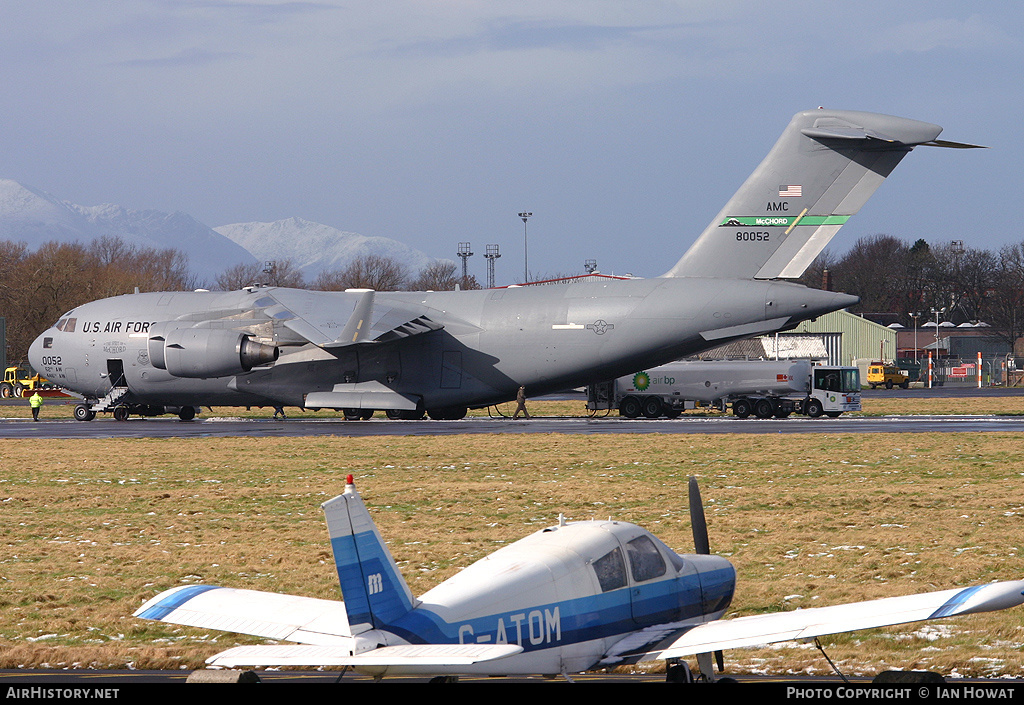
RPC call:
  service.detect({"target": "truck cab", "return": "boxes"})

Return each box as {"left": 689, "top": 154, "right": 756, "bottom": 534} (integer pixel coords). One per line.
{"left": 809, "top": 366, "right": 861, "bottom": 417}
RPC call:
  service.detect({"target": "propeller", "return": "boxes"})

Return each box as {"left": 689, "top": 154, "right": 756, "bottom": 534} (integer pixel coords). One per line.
{"left": 688, "top": 476, "right": 710, "bottom": 555}
{"left": 688, "top": 476, "right": 724, "bottom": 675}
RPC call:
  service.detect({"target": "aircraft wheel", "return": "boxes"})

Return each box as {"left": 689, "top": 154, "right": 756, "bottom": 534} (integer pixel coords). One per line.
{"left": 385, "top": 409, "right": 402, "bottom": 420}
{"left": 619, "top": 396, "right": 642, "bottom": 418}
{"left": 427, "top": 406, "right": 467, "bottom": 420}
{"left": 0, "top": 383, "right": 11, "bottom": 398}
{"left": 113, "top": 407, "right": 130, "bottom": 422}
{"left": 360, "top": 409, "right": 374, "bottom": 420}
{"left": 663, "top": 407, "right": 682, "bottom": 419}
{"left": 74, "top": 404, "right": 96, "bottom": 421}
{"left": 806, "top": 399, "right": 824, "bottom": 418}
{"left": 665, "top": 661, "right": 695, "bottom": 683}
{"left": 754, "top": 399, "right": 774, "bottom": 419}
{"left": 732, "top": 398, "right": 752, "bottom": 419}
{"left": 178, "top": 406, "right": 196, "bottom": 421}
{"left": 825, "top": 411, "right": 841, "bottom": 418}
{"left": 774, "top": 408, "right": 791, "bottom": 419}
{"left": 641, "top": 397, "right": 663, "bottom": 419}
{"left": 343, "top": 408, "right": 362, "bottom": 421}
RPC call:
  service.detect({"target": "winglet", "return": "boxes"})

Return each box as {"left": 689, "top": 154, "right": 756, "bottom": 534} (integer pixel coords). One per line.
{"left": 322, "top": 478, "right": 416, "bottom": 633}
{"left": 338, "top": 290, "right": 375, "bottom": 345}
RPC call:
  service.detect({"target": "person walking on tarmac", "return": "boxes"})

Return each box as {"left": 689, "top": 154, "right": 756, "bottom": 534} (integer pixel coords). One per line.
{"left": 513, "top": 385, "right": 531, "bottom": 419}
{"left": 29, "top": 391, "right": 43, "bottom": 421}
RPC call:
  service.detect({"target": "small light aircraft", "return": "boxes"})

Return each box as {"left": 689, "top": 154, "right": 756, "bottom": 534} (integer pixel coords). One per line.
{"left": 29, "top": 109, "right": 980, "bottom": 421}
{"left": 134, "top": 477, "right": 1024, "bottom": 682}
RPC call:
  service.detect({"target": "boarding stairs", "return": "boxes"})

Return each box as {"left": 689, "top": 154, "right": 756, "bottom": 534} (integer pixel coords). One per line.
{"left": 90, "top": 386, "right": 129, "bottom": 413}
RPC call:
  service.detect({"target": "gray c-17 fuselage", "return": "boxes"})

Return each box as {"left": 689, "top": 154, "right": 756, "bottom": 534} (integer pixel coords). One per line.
{"left": 28, "top": 109, "right": 979, "bottom": 420}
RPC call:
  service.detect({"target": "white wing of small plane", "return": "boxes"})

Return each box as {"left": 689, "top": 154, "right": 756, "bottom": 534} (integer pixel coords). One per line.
{"left": 204, "top": 643, "right": 524, "bottom": 669}
{"left": 654, "top": 580, "right": 1024, "bottom": 660}
{"left": 134, "top": 584, "right": 524, "bottom": 670}
{"left": 133, "top": 585, "right": 354, "bottom": 645}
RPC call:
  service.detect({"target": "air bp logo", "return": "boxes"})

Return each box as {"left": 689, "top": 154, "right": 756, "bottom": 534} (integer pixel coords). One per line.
{"left": 633, "top": 372, "right": 651, "bottom": 391}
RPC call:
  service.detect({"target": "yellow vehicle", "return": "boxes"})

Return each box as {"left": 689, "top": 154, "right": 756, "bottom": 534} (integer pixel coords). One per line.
{"left": 867, "top": 362, "right": 909, "bottom": 389}
{"left": 1, "top": 366, "right": 52, "bottom": 398}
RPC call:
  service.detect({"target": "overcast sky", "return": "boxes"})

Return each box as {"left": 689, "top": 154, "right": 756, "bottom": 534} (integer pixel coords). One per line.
{"left": 2, "top": 2, "right": 1020, "bottom": 283}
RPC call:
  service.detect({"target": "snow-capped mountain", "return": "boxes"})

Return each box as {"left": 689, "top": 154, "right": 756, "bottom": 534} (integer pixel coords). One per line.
{"left": 0, "top": 180, "right": 444, "bottom": 287}
{"left": 0, "top": 179, "right": 256, "bottom": 282}
{"left": 214, "top": 217, "right": 439, "bottom": 280}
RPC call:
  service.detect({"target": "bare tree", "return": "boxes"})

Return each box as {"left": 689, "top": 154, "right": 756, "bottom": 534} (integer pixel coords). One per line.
{"left": 985, "top": 242, "right": 1024, "bottom": 349}
{"left": 828, "top": 235, "right": 913, "bottom": 315}
{"left": 215, "top": 262, "right": 263, "bottom": 291}
{"left": 410, "top": 261, "right": 458, "bottom": 291}
{"left": 1, "top": 237, "right": 194, "bottom": 365}
{"left": 313, "top": 254, "right": 408, "bottom": 291}
{"left": 214, "top": 259, "right": 305, "bottom": 291}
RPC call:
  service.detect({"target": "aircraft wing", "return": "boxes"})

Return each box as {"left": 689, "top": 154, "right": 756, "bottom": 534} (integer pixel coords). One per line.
{"left": 133, "top": 585, "right": 354, "bottom": 645}
{"left": 654, "top": 580, "right": 1024, "bottom": 660}
{"left": 262, "top": 288, "right": 444, "bottom": 348}
{"left": 205, "top": 643, "right": 523, "bottom": 669}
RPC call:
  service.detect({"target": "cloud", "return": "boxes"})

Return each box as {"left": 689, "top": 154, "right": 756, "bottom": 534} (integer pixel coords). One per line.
{"left": 869, "top": 15, "right": 1013, "bottom": 54}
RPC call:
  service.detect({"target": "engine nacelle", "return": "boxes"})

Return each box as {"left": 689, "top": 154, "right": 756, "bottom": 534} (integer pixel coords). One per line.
{"left": 149, "top": 325, "right": 278, "bottom": 378}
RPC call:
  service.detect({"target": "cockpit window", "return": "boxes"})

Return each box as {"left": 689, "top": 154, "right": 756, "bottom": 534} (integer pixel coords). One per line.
{"left": 627, "top": 535, "right": 667, "bottom": 583}
{"left": 593, "top": 547, "right": 627, "bottom": 592}
{"left": 59, "top": 317, "right": 76, "bottom": 333}
{"left": 648, "top": 533, "right": 686, "bottom": 573}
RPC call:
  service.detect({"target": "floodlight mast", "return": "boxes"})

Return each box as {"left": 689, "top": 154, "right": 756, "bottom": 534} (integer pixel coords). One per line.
{"left": 518, "top": 212, "right": 532, "bottom": 283}
{"left": 484, "top": 244, "right": 501, "bottom": 289}
{"left": 457, "top": 242, "right": 473, "bottom": 284}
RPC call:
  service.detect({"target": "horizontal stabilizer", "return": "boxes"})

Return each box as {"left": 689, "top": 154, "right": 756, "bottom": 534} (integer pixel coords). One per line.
{"left": 653, "top": 580, "right": 1024, "bottom": 659}
{"left": 923, "top": 139, "right": 987, "bottom": 149}
{"left": 206, "top": 643, "right": 523, "bottom": 668}
{"left": 133, "top": 585, "right": 354, "bottom": 644}
{"left": 700, "top": 317, "right": 792, "bottom": 342}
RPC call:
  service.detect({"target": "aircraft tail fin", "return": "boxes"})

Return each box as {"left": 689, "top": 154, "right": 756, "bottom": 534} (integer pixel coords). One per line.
{"left": 322, "top": 476, "right": 416, "bottom": 632}
{"left": 664, "top": 109, "right": 983, "bottom": 280}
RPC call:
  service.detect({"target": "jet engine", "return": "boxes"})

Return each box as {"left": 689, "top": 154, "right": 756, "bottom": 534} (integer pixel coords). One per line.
{"left": 148, "top": 325, "right": 278, "bottom": 378}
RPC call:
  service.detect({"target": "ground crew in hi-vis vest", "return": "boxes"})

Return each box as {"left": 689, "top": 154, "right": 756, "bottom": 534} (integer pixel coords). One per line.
{"left": 29, "top": 391, "right": 43, "bottom": 421}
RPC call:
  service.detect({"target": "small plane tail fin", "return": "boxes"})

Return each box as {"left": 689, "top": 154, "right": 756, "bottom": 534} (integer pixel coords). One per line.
{"left": 322, "top": 476, "right": 416, "bottom": 632}
{"left": 664, "top": 109, "right": 983, "bottom": 280}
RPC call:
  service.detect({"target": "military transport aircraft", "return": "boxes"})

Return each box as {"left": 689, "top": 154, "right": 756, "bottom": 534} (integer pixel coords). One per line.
{"left": 29, "top": 109, "right": 980, "bottom": 421}
{"left": 134, "top": 476, "right": 1024, "bottom": 682}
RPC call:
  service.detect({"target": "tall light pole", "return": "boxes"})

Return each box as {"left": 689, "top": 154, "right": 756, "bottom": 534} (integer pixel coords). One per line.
{"left": 931, "top": 306, "right": 947, "bottom": 357}
{"left": 518, "top": 212, "right": 532, "bottom": 283}
{"left": 909, "top": 312, "right": 921, "bottom": 363}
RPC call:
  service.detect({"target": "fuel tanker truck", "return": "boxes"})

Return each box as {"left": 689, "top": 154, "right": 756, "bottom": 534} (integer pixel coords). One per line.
{"left": 586, "top": 360, "right": 861, "bottom": 419}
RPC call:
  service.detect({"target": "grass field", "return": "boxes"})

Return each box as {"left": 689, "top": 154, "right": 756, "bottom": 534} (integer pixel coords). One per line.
{"left": 2, "top": 396, "right": 1023, "bottom": 678}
